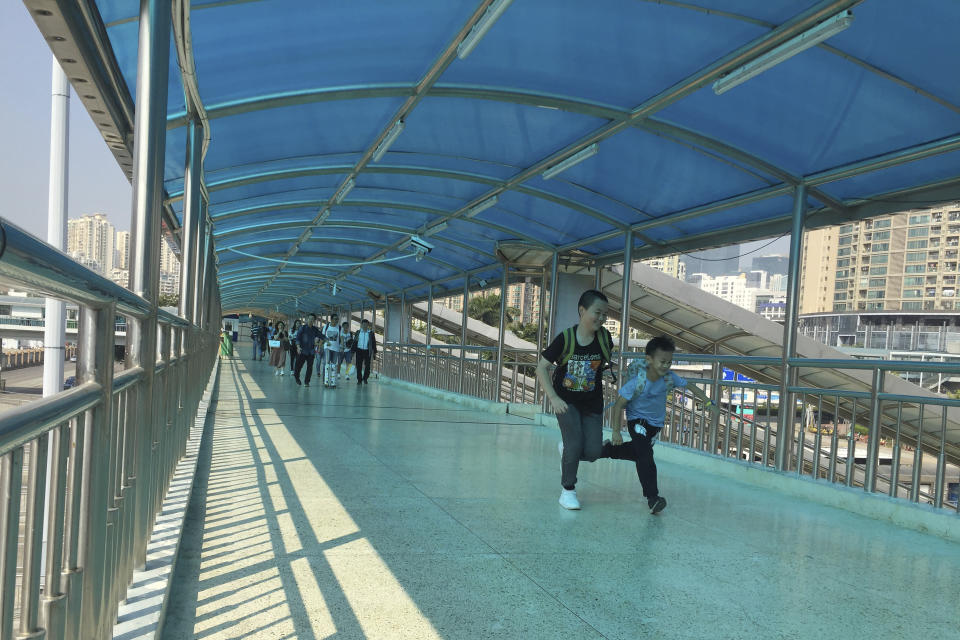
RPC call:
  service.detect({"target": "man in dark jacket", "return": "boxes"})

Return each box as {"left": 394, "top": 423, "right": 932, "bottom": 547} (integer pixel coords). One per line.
{"left": 353, "top": 318, "right": 377, "bottom": 385}
{"left": 294, "top": 314, "right": 322, "bottom": 386}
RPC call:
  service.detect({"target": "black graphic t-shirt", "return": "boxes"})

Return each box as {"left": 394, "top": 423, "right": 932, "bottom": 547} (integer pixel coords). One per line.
{"left": 541, "top": 325, "right": 604, "bottom": 414}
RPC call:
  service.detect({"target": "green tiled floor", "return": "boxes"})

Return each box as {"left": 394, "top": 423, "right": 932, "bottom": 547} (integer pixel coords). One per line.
{"left": 163, "top": 354, "right": 960, "bottom": 639}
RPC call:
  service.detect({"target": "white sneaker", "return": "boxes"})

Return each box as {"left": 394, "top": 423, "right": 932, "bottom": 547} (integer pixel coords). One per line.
{"left": 274, "top": 370, "right": 279, "bottom": 376}
{"left": 280, "top": 370, "right": 285, "bottom": 376}
{"left": 559, "top": 489, "right": 580, "bottom": 510}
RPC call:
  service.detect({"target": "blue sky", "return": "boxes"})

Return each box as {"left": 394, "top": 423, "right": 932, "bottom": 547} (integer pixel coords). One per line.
{"left": 1, "top": 2, "right": 787, "bottom": 264}
{"left": 2, "top": 2, "right": 132, "bottom": 238}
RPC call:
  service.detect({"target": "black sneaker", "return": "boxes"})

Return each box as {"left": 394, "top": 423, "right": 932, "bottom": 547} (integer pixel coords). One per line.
{"left": 294, "top": 377, "right": 301, "bottom": 386}
{"left": 648, "top": 496, "right": 667, "bottom": 515}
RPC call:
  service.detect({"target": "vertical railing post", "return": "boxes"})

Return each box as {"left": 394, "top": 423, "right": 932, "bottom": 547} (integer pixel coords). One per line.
{"left": 78, "top": 304, "right": 117, "bottom": 639}
{"left": 709, "top": 351, "right": 722, "bottom": 455}
{"left": 775, "top": 184, "right": 806, "bottom": 472}
{"left": 864, "top": 368, "right": 883, "bottom": 493}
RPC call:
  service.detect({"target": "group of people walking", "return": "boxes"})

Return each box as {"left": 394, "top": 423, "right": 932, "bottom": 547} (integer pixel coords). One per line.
{"left": 240, "top": 314, "right": 378, "bottom": 388}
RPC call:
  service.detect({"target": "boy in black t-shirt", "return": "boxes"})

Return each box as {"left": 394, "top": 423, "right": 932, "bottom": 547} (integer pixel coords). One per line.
{"left": 535, "top": 290, "right": 612, "bottom": 510}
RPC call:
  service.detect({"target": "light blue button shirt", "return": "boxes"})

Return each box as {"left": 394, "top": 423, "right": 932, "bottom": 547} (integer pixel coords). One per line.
{"left": 618, "top": 371, "right": 686, "bottom": 426}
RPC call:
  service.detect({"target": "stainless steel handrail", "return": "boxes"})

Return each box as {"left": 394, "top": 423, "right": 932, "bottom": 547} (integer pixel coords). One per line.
{"left": 0, "top": 219, "right": 150, "bottom": 318}
{"left": 0, "top": 383, "right": 102, "bottom": 456}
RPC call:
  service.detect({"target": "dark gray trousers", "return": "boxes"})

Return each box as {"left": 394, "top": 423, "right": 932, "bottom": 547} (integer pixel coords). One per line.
{"left": 557, "top": 404, "right": 603, "bottom": 489}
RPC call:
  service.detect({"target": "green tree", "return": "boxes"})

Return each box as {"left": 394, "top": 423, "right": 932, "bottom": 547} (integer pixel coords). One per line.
{"left": 509, "top": 321, "right": 544, "bottom": 344}
{"left": 467, "top": 293, "right": 518, "bottom": 326}
{"left": 158, "top": 293, "right": 180, "bottom": 308}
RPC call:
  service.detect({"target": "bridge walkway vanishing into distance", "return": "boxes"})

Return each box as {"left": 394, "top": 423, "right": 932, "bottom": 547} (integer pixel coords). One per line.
{"left": 138, "top": 351, "right": 960, "bottom": 640}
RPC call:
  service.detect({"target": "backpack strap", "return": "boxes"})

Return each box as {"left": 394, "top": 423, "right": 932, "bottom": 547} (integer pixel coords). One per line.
{"left": 597, "top": 326, "right": 612, "bottom": 364}
{"left": 557, "top": 326, "right": 577, "bottom": 366}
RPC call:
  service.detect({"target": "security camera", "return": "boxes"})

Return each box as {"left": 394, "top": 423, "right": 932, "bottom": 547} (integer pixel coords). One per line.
{"left": 409, "top": 235, "right": 434, "bottom": 254}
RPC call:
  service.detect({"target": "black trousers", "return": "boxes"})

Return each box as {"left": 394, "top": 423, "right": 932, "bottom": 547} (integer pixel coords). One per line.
{"left": 602, "top": 419, "right": 662, "bottom": 500}
{"left": 295, "top": 353, "right": 315, "bottom": 384}
{"left": 288, "top": 345, "right": 298, "bottom": 371}
{"left": 355, "top": 348, "right": 372, "bottom": 382}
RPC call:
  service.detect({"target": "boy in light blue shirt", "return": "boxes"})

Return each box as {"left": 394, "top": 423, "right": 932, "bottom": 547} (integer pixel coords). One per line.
{"left": 601, "top": 335, "right": 719, "bottom": 514}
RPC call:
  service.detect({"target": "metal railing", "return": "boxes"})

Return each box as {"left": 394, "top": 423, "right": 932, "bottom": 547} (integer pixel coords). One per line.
{"left": 379, "top": 343, "right": 541, "bottom": 404}
{"left": 380, "top": 343, "right": 960, "bottom": 517}
{"left": 0, "top": 220, "right": 219, "bottom": 638}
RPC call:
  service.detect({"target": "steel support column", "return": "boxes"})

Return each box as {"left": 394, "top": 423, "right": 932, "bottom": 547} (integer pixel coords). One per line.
{"left": 191, "top": 200, "right": 208, "bottom": 327}
{"left": 495, "top": 266, "right": 508, "bottom": 402}
{"left": 426, "top": 283, "right": 433, "bottom": 347}
{"left": 126, "top": 0, "right": 171, "bottom": 585}
{"left": 775, "top": 184, "right": 807, "bottom": 472}
{"left": 459, "top": 278, "right": 469, "bottom": 395}
{"left": 619, "top": 231, "right": 633, "bottom": 375}
{"left": 179, "top": 118, "right": 202, "bottom": 324}
{"left": 42, "top": 57, "right": 69, "bottom": 399}
{"left": 547, "top": 251, "right": 559, "bottom": 342}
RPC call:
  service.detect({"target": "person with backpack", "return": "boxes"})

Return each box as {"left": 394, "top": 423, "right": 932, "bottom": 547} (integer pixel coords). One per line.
{"left": 601, "top": 335, "right": 720, "bottom": 515}
{"left": 535, "top": 289, "right": 614, "bottom": 510}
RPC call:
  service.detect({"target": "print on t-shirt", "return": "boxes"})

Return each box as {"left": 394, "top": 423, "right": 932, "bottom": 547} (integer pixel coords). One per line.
{"left": 562, "top": 355, "right": 601, "bottom": 392}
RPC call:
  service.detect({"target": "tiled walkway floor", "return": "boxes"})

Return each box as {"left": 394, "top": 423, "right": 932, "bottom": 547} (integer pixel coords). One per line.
{"left": 163, "top": 354, "right": 960, "bottom": 639}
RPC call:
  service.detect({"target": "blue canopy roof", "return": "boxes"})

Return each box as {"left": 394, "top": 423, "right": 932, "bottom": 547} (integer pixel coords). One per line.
{"left": 29, "top": 0, "right": 960, "bottom": 313}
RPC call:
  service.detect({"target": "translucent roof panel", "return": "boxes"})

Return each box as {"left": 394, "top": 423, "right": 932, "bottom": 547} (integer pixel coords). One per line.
{"left": 51, "top": 0, "right": 957, "bottom": 313}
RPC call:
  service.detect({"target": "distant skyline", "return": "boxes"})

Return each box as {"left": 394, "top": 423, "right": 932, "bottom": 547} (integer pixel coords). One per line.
{"left": 1, "top": 3, "right": 789, "bottom": 264}
{"left": 1, "top": 3, "right": 131, "bottom": 241}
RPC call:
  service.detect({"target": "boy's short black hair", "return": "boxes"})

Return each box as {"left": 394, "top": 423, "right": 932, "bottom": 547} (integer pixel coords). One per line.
{"left": 577, "top": 289, "right": 608, "bottom": 312}
{"left": 645, "top": 335, "right": 676, "bottom": 356}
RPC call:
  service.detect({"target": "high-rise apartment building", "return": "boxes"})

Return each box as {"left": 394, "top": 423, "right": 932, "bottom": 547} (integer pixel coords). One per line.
{"left": 67, "top": 213, "right": 115, "bottom": 275}
{"left": 801, "top": 205, "right": 960, "bottom": 313}
{"left": 115, "top": 230, "right": 130, "bottom": 270}
{"left": 642, "top": 254, "right": 685, "bottom": 280}
{"left": 160, "top": 237, "right": 180, "bottom": 276}
{"left": 799, "top": 226, "right": 837, "bottom": 314}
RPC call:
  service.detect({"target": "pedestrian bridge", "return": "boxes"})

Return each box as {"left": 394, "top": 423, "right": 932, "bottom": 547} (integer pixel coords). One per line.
{"left": 136, "top": 350, "right": 960, "bottom": 639}
{"left": 7, "top": 1, "right": 960, "bottom": 638}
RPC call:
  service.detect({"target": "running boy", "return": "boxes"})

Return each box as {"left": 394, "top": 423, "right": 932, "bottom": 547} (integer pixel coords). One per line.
{"left": 601, "top": 335, "right": 719, "bottom": 514}
{"left": 535, "top": 289, "right": 614, "bottom": 510}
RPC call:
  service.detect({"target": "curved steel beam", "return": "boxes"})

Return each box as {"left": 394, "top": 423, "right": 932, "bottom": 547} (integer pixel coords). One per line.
{"left": 216, "top": 221, "right": 498, "bottom": 263}
{"left": 177, "top": 161, "right": 632, "bottom": 231}
{"left": 221, "top": 249, "right": 433, "bottom": 288}
{"left": 218, "top": 237, "right": 465, "bottom": 275}
{"left": 211, "top": 197, "right": 552, "bottom": 249}
{"left": 220, "top": 268, "right": 377, "bottom": 294}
